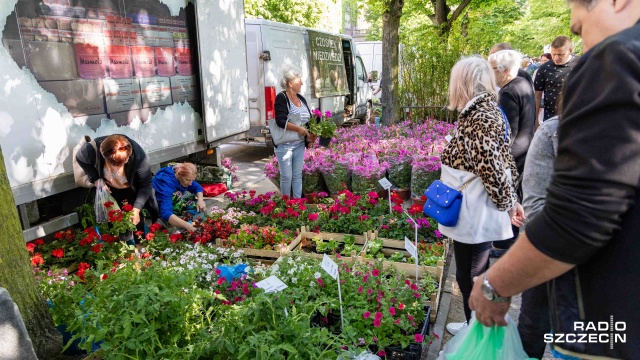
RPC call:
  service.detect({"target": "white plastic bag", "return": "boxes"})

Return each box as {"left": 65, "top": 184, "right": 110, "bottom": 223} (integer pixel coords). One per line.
{"left": 437, "top": 314, "right": 534, "bottom": 360}
{"left": 94, "top": 179, "right": 120, "bottom": 223}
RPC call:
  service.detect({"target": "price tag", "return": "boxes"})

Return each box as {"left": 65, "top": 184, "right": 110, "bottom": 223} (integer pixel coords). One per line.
{"left": 321, "top": 254, "right": 339, "bottom": 280}
{"left": 405, "top": 236, "right": 418, "bottom": 259}
{"left": 378, "top": 177, "right": 393, "bottom": 190}
{"left": 255, "top": 275, "right": 288, "bottom": 293}
{"left": 445, "top": 135, "right": 453, "bottom": 142}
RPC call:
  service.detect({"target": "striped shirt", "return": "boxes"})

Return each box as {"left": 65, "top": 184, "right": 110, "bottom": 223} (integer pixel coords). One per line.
{"left": 286, "top": 99, "right": 310, "bottom": 145}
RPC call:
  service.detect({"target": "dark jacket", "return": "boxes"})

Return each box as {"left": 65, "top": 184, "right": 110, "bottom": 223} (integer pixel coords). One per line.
{"left": 498, "top": 76, "right": 536, "bottom": 174}
{"left": 517, "top": 68, "right": 533, "bottom": 86}
{"left": 274, "top": 91, "right": 312, "bottom": 147}
{"left": 75, "top": 135, "right": 153, "bottom": 210}
{"left": 527, "top": 20, "right": 640, "bottom": 358}
{"left": 152, "top": 166, "right": 204, "bottom": 222}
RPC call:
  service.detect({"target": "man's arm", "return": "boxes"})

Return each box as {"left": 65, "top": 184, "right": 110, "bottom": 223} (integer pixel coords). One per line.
{"left": 534, "top": 91, "right": 543, "bottom": 121}
{"left": 469, "top": 232, "right": 574, "bottom": 326}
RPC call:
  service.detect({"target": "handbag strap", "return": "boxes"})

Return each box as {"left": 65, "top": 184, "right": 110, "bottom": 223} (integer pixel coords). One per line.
{"left": 498, "top": 106, "right": 510, "bottom": 141}
{"left": 458, "top": 175, "right": 479, "bottom": 192}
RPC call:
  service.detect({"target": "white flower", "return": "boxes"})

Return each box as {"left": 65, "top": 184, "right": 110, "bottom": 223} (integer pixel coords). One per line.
{"left": 292, "top": 277, "right": 297, "bottom": 284}
{"left": 310, "top": 281, "right": 315, "bottom": 287}
{"left": 287, "top": 268, "right": 295, "bottom": 275}
{"left": 314, "top": 272, "right": 321, "bottom": 279}
{"left": 161, "top": 261, "right": 167, "bottom": 267}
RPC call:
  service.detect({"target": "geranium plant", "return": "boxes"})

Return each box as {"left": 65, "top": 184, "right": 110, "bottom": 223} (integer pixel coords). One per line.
{"left": 309, "top": 109, "right": 337, "bottom": 139}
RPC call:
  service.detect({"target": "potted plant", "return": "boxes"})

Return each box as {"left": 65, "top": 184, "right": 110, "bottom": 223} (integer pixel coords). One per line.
{"left": 309, "top": 109, "right": 337, "bottom": 147}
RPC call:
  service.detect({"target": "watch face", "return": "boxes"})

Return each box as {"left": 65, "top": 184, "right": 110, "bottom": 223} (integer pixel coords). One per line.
{"left": 481, "top": 282, "right": 494, "bottom": 301}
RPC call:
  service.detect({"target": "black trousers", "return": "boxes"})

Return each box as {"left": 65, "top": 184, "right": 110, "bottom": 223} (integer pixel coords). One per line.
{"left": 453, "top": 241, "right": 492, "bottom": 322}
{"left": 518, "top": 282, "right": 551, "bottom": 359}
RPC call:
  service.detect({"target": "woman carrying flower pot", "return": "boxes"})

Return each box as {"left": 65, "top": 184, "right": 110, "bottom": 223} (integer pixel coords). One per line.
{"left": 75, "top": 134, "right": 157, "bottom": 233}
{"left": 273, "top": 65, "right": 315, "bottom": 198}
{"left": 438, "top": 56, "right": 525, "bottom": 335}
{"left": 152, "top": 163, "right": 206, "bottom": 233}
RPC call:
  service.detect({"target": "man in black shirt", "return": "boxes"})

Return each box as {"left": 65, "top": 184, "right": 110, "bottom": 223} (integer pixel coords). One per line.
{"left": 470, "top": 1, "right": 640, "bottom": 359}
{"left": 534, "top": 36, "right": 578, "bottom": 121}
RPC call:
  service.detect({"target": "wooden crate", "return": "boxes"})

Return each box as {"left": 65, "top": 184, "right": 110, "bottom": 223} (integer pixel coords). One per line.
{"left": 213, "top": 228, "right": 304, "bottom": 261}
{"left": 291, "top": 226, "right": 370, "bottom": 263}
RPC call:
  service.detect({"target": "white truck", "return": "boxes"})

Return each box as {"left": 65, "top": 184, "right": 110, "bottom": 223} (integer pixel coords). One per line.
{"left": 356, "top": 41, "right": 382, "bottom": 99}
{"left": 244, "top": 19, "right": 373, "bottom": 143}
{"left": 0, "top": 0, "right": 249, "bottom": 240}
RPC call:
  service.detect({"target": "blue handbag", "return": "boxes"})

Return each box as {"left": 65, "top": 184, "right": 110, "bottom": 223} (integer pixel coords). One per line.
{"left": 423, "top": 178, "right": 477, "bottom": 226}
{"left": 424, "top": 105, "right": 510, "bottom": 226}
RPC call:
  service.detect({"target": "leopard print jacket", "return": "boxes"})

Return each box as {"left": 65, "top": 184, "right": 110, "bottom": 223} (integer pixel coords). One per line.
{"left": 441, "top": 92, "right": 518, "bottom": 211}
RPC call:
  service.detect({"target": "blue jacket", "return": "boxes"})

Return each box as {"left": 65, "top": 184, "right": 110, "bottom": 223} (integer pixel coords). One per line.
{"left": 152, "top": 166, "right": 203, "bottom": 222}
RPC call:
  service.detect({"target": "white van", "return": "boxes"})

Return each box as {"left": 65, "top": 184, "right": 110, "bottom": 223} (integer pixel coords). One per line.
{"left": 244, "top": 19, "right": 372, "bottom": 143}
{"left": 357, "top": 41, "right": 383, "bottom": 99}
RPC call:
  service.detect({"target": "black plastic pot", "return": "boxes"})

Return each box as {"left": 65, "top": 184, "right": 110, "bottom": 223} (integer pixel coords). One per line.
{"left": 319, "top": 137, "right": 331, "bottom": 147}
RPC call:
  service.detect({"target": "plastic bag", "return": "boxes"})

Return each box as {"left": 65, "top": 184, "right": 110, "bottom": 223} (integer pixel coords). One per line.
{"left": 94, "top": 179, "right": 120, "bottom": 223}
{"left": 437, "top": 314, "right": 535, "bottom": 360}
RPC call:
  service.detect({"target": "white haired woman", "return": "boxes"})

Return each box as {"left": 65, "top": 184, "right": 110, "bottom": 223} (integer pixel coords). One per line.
{"left": 273, "top": 65, "right": 314, "bottom": 198}
{"left": 488, "top": 50, "right": 536, "bottom": 257}
{"left": 438, "top": 56, "right": 525, "bottom": 335}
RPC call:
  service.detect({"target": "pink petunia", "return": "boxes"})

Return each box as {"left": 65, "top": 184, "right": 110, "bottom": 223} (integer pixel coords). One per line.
{"left": 358, "top": 286, "right": 363, "bottom": 294}
{"left": 372, "top": 269, "right": 380, "bottom": 277}
{"left": 373, "top": 318, "right": 382, "bottom": 327}
{"left": 415, "top": 334, "right": 424, "bottom": 343}
{"left": 389, "top": 307, "right": 396, "bottom": 316}
{"left": 394, "top": 318, "right": 401, "bottom": 325}
{"left": 377, "top": 350, "right": 386, "bottom": 357}
{"left": 363, "top": 311, "right": 371, "bottom": 319}
{"left": 398, "top": 303, "right": 405, "bottom": 310}
{"left": 414, "top": 292, "right": 421, "bottom": 298}
{"left": 375, "top": 311, "right": 383, "bottom": 320}
{"left": 308, "top": 213, "right": 319, "bottom": 221}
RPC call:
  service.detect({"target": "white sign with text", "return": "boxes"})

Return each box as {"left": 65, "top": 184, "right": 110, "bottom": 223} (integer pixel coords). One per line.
{"left": 256, "top": 275, "right": 288, "bottom": 293}
{"left": 321, "top": 254, "right": 339, "bottom": 280}
{"left": 405, "top": 236, "right": 418, "bottom": 259}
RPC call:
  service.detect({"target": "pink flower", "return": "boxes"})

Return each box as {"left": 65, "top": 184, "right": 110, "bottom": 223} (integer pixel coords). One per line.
{"left": 358, "top": 286, "right": 363, "bottom": 294}
{"left": 433, "top": 332, "right": 440, "bottom": 339}
{"left": 317, "top": 278, "right": 323, "bottom": 285}
{"left": 434, "top": 229, "right": 443, "bottom": 238}
{"left": 308, "top": 213, "right": 319, "bottom": 221}
{"left": 377, "top": 350, "right": 386, "bottom": 357}
{"left": 389, "top": 307, "right": 396, "bottom": 316}
{"left": 217, "top": 277, "right": 225, "bottom": 285}
{"left": 363, "top": 311, "right": 371, "bottom": 319}
{"left": 414, "top": 292, "right": 421, "bottom": 298}
{"left": 375, "top": 311, "right": 383, "bottom": 320}
{"left": 408, "top": 315, "right": 414, "bottom": 321}
{"left": 394, "top": 318, "right": 401, "bottom": 325}
{"left": 372, "top": 269, "right": 380, "bottom": 277}
{"left": 410, "top": 283, "right": 418, "bottom": 291}
{"left": 373, "top": 318, "right": 382, "bottom": 327}
{"left": 414, "top": 334, "right": 424, "bottom": 343}
{"left": 405, "top": 279, "right": 411, "bottom": 286}
{"left": 398, "top": 303, "right": 405, "bottom": 310}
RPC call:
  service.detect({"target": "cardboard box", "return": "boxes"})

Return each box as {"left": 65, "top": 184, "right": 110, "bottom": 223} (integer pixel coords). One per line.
{"left": 170, "top": 75, "right": 195, "bottom": 103}
{"left": 103, "top": 78, "right": 142, "bottom": 113}
{"left": 139, "top": 77, "right": 172, "bottom": 108}
{"left": 38, "top": 79, "right": 105, "bottom": 116}
{"left": 26, "top": 41, "right": 79, "bottom": 81}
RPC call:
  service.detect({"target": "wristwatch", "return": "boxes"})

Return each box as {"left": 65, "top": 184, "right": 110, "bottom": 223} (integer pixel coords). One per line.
{"left": 481, "top": 274, "right": 511, "bottom": 302}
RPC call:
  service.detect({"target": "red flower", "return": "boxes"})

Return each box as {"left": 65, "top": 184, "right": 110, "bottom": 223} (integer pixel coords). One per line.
{"left": 35, "top": 239, "right": 45, "bottom": 246}
{"left": 145, "top": 233, "right": 155, "bottom": 241}
{"left": 91, "top": 244, "right": 103, "bottom": 254}
{"left": 392, "top": 205, "right": 403, "bottom": 214}
{"left": 51, "top": 248, "right": 65, "bottom": 258}
{"left": 307, "top": 213, "right": 319, "bottom": 221}
{"left": 398, "top": 303, "right": 405, "bottom": 310}
{"left": 30, "top": 253, "right": 44, "bottom": 266}
{"left": 26, "top": 243, "right": 36, "bottom": 253}
{"left": 149, "top": 223, "right": 163, "bottom": 233}
{"left": 394, "top": 318, "right": 401, "bottom": 324}
{"left": 104, "top": 201, "right": 114, "bottom": 208}
{"left": 421, "top": 195, "right": 427, "bottom": 201}
{"left": 368, "top": 191, "right": 379, "bottom": 199}
{"left": 121, "top": 204, "right": 133, "bottom": 212}
{"left": 101, "top": 234, "right": 118, "bottom": 243}
{"left": 77, "top": 262, "right": 90, "bottom": 280}
{"left": 169, "top": 233, "right": 182, "bottom": 243}
{"left": 377, "top": 350, "right": 386, "bottom": 357}
{"left": 100, "top": 273, "right": 108, "bottom": 281}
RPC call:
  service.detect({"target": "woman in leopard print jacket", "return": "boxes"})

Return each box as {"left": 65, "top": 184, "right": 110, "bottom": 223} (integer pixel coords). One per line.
{"left": 440, "top": 56, "right": 525, "bottom": 335}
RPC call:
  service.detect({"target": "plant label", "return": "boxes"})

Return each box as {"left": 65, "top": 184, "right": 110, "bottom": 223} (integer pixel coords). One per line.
{"left": 256, "top": 275, "right": 288, "bottom": 293}
{"left": 405, "top": 236, "right": 418, "bottom": 259}
{"left": 321, "top": 254, "right": 339, "bottom": 280}
{"left": 445, "top": 135, "right": 453, "bottom": 142}
{"left": 378, "top": 177, "right": 393, "bottom": 190}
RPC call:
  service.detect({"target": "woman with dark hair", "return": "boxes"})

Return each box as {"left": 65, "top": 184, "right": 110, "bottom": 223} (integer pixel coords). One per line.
{"left": 75, "top": 134, "right": 155, "bottom": 231}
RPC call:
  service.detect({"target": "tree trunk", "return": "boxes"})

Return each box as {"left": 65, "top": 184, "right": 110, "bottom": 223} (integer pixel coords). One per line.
{"left": 381, "top": 0, "right": 403, "bottom": 126}
{"left": 0, "top": 147, "right": 62, "bottom": 359}
{"left": 429, "top": 0, "right": 473, "bottom": 37}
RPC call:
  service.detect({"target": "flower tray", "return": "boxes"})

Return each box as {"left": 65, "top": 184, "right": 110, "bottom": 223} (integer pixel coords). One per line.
{"left": 214, "top": 230, "right": 304, "bottom": 261}
{"left": 292, "top": 226, "right": 370, "bottom": 262}
{"left": 384, "top": 305, "right": 432, "bottom": 360}
{"left": 363, "top": 232, "right": 446, "bottom": 322}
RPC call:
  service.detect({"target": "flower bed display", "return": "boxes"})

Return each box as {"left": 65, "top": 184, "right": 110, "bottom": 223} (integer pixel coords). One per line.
{"left": 215, "top": 225, "right": 303, "bottom": 261}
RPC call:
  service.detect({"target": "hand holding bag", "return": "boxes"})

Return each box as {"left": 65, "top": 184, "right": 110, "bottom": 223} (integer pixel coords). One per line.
{"left": 423, "top": 176, "right": 477, "bottom": 226}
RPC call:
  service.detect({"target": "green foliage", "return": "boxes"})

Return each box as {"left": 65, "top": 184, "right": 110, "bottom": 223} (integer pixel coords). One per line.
{"left": 244, "top": 0, "right": 342, "bottom": 32}
{"left": 314, "top": 237, "right": 341, "bottom": 254}
{"left": 340, "top": 234, "right": 360, "bottom": 256}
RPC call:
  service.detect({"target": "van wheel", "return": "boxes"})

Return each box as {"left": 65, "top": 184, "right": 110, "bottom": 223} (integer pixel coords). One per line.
{"left": 361, "top": 102, "right": 372, "bottom": 125}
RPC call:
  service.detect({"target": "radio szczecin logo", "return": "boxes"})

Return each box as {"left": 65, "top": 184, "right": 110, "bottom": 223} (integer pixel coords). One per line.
{"left": 544, "top": 316, "right": 626, "bottom": 350}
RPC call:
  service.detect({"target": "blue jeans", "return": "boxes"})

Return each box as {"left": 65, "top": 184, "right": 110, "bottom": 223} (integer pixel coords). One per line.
{"left": 275, "top": 141, "right": 305, "bottom": 198}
